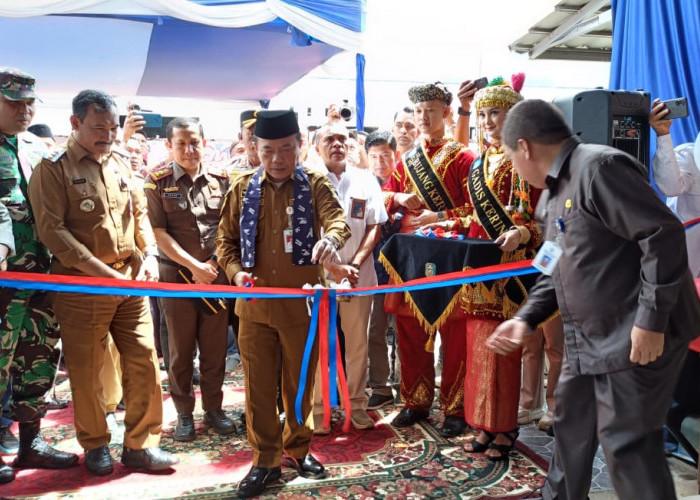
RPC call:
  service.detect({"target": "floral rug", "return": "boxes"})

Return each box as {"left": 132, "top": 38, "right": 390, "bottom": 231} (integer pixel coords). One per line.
{"left": 3, "top": 369, "right": 547, "bottom": 499}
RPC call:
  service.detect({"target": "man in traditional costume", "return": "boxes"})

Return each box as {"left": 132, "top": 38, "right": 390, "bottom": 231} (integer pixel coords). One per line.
{"left": 382, "top": 82, "right": 476, "bottom": 437}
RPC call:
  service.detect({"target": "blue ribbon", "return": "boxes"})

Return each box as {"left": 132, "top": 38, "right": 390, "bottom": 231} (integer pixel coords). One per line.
{"left": 0, "top": 279, "right": 310, "bottom": 299}
{"left": 328, "top": 289, "right": 338, "bottom": 407}
{"left": 685, "top": 218, "right": 700, "bottom": 231}
{"left": 295, "top": 289, "right": 322, "bottom": 424}
{"left": 338, "top": 266, "right": 541, "bottom": 297}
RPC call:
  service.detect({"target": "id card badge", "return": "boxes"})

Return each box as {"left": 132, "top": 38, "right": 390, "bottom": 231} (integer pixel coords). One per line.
{"left": 532, "top": 240, "right": 562, "bottom": 276}
{"left": 283, "top": 228, "right": 293, "bottom": 253}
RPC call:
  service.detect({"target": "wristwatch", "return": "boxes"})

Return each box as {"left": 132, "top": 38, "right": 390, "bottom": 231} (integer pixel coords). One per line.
{"left": 324, "top": 235, "right": 340, "bottom": 250}
{"left": 457, "top": 107, "right": 471, "bottom": 116}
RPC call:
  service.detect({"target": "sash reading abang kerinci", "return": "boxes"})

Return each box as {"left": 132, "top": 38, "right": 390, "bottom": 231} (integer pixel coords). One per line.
{"left": 466, "top": 157, "right": 534, "bottom": 318}
{"left": 403, "top": 143, "right": 455, "bottom": 211}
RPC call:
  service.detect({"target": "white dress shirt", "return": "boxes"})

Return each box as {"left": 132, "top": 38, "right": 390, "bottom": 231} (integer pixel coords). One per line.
{"left": 327, "top": 166, "right": 388, "bottom": 288}
{"left": 652, "top": 133, "right": 700, "bottom": 276}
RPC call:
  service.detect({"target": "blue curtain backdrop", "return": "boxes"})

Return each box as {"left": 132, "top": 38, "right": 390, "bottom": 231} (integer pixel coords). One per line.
{"left": 610, "top": 0, "right": 700, "bottom": 158}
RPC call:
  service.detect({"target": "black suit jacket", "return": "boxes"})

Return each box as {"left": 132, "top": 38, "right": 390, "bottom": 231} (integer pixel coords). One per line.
{"left": 518, "top": 136, "right": 700, "bottom": 375}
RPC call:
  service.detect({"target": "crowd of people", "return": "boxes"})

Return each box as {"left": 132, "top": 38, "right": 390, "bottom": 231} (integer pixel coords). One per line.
{"left": 1, "top": 64, "right": 700, "bottom": 500}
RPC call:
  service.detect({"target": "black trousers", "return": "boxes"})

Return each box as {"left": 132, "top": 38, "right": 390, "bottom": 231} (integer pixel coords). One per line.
{"left": 543, "top": 334, "right": 688, "bottom": 500}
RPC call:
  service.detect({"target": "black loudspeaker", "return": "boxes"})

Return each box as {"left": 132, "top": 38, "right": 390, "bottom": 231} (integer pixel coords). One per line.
{"left": 553, "top": 89, "right": 651, "bottom": 167}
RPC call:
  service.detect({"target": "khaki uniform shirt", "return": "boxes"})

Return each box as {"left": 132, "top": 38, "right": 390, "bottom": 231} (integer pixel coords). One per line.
{"left": 27, "top": 134, "right": 156, "bottom": 275}
{"left": 217, "top": 167, "right": 350, "bottom": 326}
{"left": 145, "top": 161, "right": 229, "bottom": 263}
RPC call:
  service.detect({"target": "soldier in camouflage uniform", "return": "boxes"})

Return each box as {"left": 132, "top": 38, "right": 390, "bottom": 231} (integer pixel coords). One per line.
{"left": 0, "top": 67, "right": 79, "bottom": 484}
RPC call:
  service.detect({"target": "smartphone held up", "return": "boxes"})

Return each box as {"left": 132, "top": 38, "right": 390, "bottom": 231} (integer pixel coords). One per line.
{"left": 660, "top": 97, "right": 689, "bottom": 120}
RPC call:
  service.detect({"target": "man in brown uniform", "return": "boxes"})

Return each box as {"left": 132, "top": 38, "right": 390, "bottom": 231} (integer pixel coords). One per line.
{"left": 145, "top": 117, "right": 235, "bottom": 441}
{"left": 28, "top": 89, "right": 178, "bottom": 476}
{"left": 217, "top": 110, "right": 350, "bottom": 498}
{"left": 227, "top": 110, "right": 261, "bottom": 173}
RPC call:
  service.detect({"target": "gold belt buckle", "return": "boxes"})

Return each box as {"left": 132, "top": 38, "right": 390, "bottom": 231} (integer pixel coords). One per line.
{"left": 111, "top": 256, "right": 131, "bottom": 270}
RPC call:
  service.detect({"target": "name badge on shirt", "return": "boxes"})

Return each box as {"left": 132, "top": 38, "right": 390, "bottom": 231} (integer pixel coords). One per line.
{"left": 350, "top": 198, "right": 366, "bottom": 219}
{"left": 532, "top": 240, "right": 562, "bottom": 276}
{"left": 283, "top": 228, "right": 293, "bottom": 253}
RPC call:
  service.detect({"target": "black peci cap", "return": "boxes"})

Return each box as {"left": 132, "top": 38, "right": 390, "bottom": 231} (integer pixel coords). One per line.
{"left": 253, "top": 110, "right": 300, "bottom": 140}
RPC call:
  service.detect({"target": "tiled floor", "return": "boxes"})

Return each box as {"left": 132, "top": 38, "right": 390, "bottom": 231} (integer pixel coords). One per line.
{"left": 518, "top": 421, "right": 699, "bottom": 498}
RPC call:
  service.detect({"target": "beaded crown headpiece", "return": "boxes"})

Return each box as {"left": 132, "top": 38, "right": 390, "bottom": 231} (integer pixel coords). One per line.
{"left": 408, "top": 81, "right": 453, "bottom": 106}
{"left": 474, "top": 74, "right": 525, "bottom": 111}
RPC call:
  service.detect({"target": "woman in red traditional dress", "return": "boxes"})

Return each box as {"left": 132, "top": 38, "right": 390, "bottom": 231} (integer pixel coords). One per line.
{"left": 424, "top": 74, "right": 542, "bottom": 460}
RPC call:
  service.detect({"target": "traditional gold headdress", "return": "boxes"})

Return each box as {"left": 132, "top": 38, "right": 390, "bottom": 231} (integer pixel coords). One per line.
{"left": 473, "top": 74, "right": 525, "bottom": 112}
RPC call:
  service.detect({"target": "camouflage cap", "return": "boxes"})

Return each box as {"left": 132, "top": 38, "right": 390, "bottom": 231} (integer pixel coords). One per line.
{"left": 0, "top": 67, "right": 40, "bottom": 101}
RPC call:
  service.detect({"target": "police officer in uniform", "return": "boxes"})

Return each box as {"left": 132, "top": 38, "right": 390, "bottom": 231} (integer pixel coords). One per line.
{"left": 28, "top": 89, "right": 178, "bottom": 476}
{"left": 0, "top": 67, "right": 79, "bottom": 484}
{"left": 217, "top": 110, "right": 350, "bottom": 498}
{"left": 145, "top": 117, "right": 235, "bottom": 441}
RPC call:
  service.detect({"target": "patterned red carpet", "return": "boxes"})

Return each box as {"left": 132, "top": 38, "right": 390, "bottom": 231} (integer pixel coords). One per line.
{"left": 3, "top": 370, "right": 547, "bottom": 499}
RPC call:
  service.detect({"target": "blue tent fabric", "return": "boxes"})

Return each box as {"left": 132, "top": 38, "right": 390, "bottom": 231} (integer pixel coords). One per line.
{"left": 135, "top": 17, "right": 341, "bottom": 99}
{"left": 610, "top": 0, "right": 700, "bottom": 155}
{"left": 280, "top": 0, "right": 365, "bottom": 32}
{"left": 0, "top": 0, "right": 365, "bottom": 102}
{"left": 355, "top": 53, "right": 366, "bottom": 131}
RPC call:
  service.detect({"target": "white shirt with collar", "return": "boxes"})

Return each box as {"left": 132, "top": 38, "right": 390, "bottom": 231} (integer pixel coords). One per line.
{"left": 326, "top": 166, "right": 388, "bottom": 288}
{"left": 652, "top": 133, "right": 700, "bottom": 276}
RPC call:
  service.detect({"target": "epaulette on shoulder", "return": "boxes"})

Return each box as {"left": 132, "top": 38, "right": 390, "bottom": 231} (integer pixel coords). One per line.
{"left": 48, "top": 148, "right": 66, "bottom": 163}
{"left": 149, "top": 165, "right": 174, "bottom": 182}
{"left": 207, "top": 166, "right": 228, "bottom": 179}
{"left": 112, "top": 148, "right": 128, "bottom": 158}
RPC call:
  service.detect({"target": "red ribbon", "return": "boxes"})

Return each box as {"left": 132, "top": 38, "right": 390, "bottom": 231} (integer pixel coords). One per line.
{"left": 317, "top": 293, "right": 331, "bottom": 429}
{"left": 335, "top": 336, "right": 352, "bottom": 433}
{"left": 316, "top": 290, "right": 353, "bottom": 432}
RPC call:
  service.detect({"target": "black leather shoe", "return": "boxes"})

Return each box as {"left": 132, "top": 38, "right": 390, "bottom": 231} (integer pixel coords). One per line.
{"left": 391, "top": 408, "right": 429, "bottom": 428}
{"left": 282, "top": 454, "right": 326, "bottom": 479}
{"left": 121, "top": 447, "right": 179, "bottom": 472}
{"left": 14, "top": 421, "right": 79, "bottom": 469}
{"left": 0, "top": 456, "right": 15, "bottom": 484}
{"left": 84, "top": 445, "right": 113, "bottom": 476}
{"left": 203, "top": 409, "right": 237, "bottom": 435}
{"left": 173, "top": 414, "right": 196, "bottom": 442}
{"left": 237, "top": 466, "right": 281, "bottom": 498}
{"left": 439, "top": 416, "right": 468, "bottom": 437}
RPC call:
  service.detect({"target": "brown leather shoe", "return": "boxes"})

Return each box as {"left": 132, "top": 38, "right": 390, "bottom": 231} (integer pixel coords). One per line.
{"left": 313, "top": 414, "right": 330, "bottom": 435}
{"left": 350, "top": 409, "right": 375, "bottom": 430}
